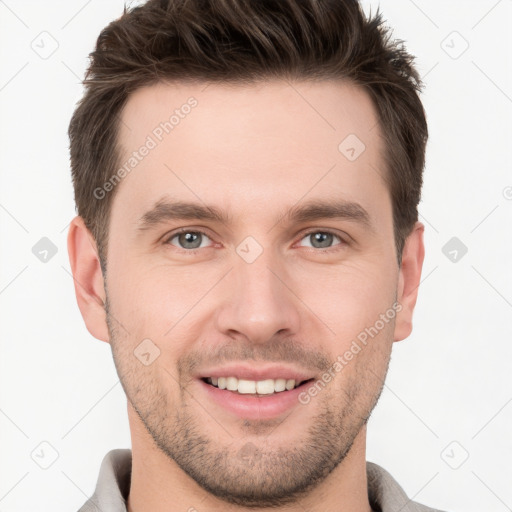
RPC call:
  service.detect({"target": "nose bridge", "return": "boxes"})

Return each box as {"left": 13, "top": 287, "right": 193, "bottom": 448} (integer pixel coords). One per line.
{"left": 215, "top": 244, "right": 301, "bottom": 343}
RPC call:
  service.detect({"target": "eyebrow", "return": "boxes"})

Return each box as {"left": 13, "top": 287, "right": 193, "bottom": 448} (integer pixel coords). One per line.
{"left": 137, "top": 198, "right": 232, "bottom": 231}
{"left": 283, "top": 199, "right": 373, "bottom": 231}
{"left": 136, "top": 196, "right": 374, "bottom": 233}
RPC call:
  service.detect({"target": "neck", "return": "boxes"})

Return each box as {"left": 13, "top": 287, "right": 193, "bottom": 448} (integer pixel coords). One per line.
{"left": 126, "top": 404, "right": 372, "bottom": 512}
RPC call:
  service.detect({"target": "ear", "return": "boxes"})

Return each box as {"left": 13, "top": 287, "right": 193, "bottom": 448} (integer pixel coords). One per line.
{"left": 67, "top": 216, "right": 109, "bottom": 343}
{"left": 394, "top": 222, "right": 425, "bottom": 342}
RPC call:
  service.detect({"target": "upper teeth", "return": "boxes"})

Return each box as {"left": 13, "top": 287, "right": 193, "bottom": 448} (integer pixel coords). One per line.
{"left": 207, "top": 377, "right": 299, "bottom": 394}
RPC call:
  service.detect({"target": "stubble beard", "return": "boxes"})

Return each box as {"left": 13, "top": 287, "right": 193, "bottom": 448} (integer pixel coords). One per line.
{"left": 105, "top": 296, "right": 390, "bottom": 507}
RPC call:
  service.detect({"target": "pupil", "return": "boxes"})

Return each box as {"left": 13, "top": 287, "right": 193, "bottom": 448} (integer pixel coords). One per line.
{"left": 311, "top": 232, "right": 332, "bottom": 248}
{"left": 179, "top": 232, "right": 201, "bottom": 249}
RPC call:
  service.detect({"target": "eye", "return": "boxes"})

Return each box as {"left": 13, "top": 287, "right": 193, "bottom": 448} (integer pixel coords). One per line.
{"left": 297, "top": 230, "right": 345, "bottom": 250}
{"left": 163, "top": 228, "right": 347, "bottom": 253}
{"left": 165, "top": 229, "right": 214, "bottom": 250}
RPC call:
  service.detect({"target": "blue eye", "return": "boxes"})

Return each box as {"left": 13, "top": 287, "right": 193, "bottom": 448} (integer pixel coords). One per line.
{"left": 167, "top": 230, "right": 213, "bottom": 250}
{"left": 298, "top": 231, "right": 344, "bottom": 249}
{"left": 164, "top": 228, "right": 347, "bottom": 254}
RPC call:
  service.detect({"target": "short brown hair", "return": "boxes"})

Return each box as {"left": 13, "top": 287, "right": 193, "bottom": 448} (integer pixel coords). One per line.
{"left": 68, "top": 0, "right": 427, "bottom": 270}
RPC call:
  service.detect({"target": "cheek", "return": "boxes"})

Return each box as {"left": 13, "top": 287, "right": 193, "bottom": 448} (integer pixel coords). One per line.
{"left": 292, "top": 259, "right": 398, "bottom": 337}
{"left": 107, "top": 261, "right": 217, "bottom": 377}
{"left": 108, "top": 260, "right": 208, "bottom": 334}
{"left": 325, "top": 311, "right": 394, "bottom": 403}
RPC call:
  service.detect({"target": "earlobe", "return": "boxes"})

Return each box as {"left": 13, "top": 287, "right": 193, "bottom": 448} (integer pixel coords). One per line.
{"left": 67, "top": 216, "right": 110, "bottom": 343}
{"left": 393, "top": 222, "right": 425, "bottom": 342}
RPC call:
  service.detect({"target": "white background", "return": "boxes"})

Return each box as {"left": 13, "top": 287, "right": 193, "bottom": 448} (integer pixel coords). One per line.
{"left": 0, "top": 1, "right": 511, "bottom": 511}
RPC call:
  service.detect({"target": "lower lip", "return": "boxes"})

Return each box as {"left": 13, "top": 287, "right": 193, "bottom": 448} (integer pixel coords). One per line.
{"left": 197, "top": 379, "right": 312, "bottom": 420}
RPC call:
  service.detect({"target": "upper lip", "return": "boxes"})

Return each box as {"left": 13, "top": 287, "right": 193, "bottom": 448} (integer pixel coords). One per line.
{"left": 196, "top": 363, "right": 316, "bottom": 383}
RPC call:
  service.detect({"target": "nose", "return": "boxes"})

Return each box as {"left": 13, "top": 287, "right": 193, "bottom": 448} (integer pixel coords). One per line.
{"left": 215, "top": 249, "right": 302, "bottom": 345}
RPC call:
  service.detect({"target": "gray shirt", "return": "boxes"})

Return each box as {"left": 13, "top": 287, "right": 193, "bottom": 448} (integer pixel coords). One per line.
{"left": 78, "top": 449, "right": 447, "bottom": 512}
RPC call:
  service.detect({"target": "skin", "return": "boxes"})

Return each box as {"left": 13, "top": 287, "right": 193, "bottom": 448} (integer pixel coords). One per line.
{"left": 68, "top": 79, "right": 424, "bottom": 512}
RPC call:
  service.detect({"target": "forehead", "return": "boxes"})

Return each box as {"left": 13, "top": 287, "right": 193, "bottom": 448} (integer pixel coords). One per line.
{"left": 112, "top": 79, "right": 388, "bottom": 228}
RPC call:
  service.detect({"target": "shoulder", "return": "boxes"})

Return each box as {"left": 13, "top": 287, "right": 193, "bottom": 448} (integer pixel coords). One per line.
{"left": 77, "top": 449, "right": 132, "bottom": 512}
{"left": 367, "top": 461, "right": 449, "bottom": 512}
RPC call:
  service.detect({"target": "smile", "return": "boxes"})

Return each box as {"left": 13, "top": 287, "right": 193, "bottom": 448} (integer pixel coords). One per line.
{"left": 203, "top": 376, "right": 311, "bottom": 395}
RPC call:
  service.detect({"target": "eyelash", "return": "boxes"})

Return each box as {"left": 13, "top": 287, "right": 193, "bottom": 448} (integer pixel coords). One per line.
{"left": 163, "top": 227, "right": 348, "bottom": 254}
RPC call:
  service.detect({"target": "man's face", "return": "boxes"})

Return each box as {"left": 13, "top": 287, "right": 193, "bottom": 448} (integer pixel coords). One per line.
{"left": 103, "top": 80, "right": 402, "bottom": 506}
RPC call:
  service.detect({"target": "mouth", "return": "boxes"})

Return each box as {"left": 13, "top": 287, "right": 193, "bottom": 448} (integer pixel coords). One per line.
{"left": 201, "top": 376, "right": 314, "bottom": 396}
{"left": 197, "top": 372, "right": 316, "bottom": 420}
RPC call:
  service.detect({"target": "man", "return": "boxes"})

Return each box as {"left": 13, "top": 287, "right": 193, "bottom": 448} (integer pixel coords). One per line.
{"left": 67, "top": 0, "right": 444, "bottom": 510}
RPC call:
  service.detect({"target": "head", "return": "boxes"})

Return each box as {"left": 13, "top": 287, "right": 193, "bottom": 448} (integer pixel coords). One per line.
{"left": 68, "top": 0, "right": 427, "bottom": 507}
